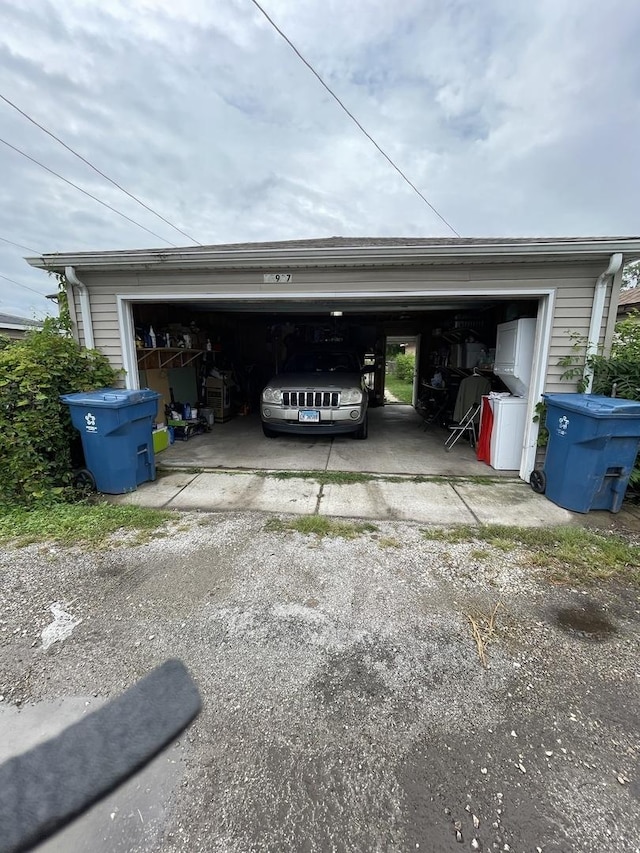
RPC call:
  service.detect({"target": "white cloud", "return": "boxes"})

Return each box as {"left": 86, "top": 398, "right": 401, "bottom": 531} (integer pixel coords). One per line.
{"left": 0, "top": 0, "right": 639, "bottom": 316}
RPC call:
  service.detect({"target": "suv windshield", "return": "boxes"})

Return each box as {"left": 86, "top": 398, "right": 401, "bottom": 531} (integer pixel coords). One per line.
{"left": 282, "top": 351, "right": 360, "bottom": 373}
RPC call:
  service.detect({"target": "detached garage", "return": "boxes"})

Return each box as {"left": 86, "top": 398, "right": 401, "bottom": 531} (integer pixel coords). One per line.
{"left": 27, "top": 236, "right": 640, "bottom": 481}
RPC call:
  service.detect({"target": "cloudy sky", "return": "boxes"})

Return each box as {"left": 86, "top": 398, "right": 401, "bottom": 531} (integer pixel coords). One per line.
{"left": 1, "top": 0, "right": 639, "bottom": 319}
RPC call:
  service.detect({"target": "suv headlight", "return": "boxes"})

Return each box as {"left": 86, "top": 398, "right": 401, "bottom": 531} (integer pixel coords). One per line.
{"left": 341, "top": 387, "right": 363, "bottom": 404}
{"left": 262, "top": 387, "right": 283, "bottom": 404}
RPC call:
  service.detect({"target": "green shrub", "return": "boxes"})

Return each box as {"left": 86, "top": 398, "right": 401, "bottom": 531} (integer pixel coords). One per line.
{"left": 556, "top": 315, "right": 640, "bottom": 488}
{"left": 592, "top": 313, "right": 640, "bottom": 488}
{"left": 591, "top": 312, "right": 640, "bottom": 399}
{"left": 394, "top": 352, "right": 415, "bottom": 382}
{"left": 0, "top": 316, "right": 119, "bottom": 505}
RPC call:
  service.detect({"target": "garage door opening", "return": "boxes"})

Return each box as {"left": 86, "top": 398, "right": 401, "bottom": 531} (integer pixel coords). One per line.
{"left": 385, "top": 336, "right": 419, "bottom": 405}
{"left": 126, "top": 294, "right": 542, "bottom": 477}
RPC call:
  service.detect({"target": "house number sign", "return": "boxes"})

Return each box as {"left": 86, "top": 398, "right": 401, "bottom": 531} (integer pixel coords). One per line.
{"left": 263, "top": 273, "right": 293, "bottom": 283}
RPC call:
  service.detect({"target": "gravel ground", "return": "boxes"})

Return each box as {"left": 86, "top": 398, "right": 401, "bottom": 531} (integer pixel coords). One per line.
{"left": 1, "top": 510, "right": 639, "bottom": 853}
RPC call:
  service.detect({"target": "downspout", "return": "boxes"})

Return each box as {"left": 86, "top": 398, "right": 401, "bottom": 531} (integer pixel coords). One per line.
{"left": 583, "top": 253, "right": 622, "bottom": 393}
{"left": 64, "top": 265, "right": 94, "bottom": 350}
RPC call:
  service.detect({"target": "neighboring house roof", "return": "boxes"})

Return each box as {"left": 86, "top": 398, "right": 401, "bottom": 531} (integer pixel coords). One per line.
{"left": 26, "top": 235, "right": 640, "bottom": 273}
{"left": 0, "top": 312, "right": 42, "bottom": 330}
{"left": 617, "top": 286, "right": 640, "bottom": 315}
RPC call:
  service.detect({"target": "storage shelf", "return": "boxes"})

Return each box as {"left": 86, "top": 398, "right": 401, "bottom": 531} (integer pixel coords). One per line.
{"left": 136, "top": 347, "right": 202, "bottom": 370}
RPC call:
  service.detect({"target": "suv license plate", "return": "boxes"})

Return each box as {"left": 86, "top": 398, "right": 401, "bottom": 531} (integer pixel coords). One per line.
{"left": 299, "top": 410, "right": 320, "bottom": 423}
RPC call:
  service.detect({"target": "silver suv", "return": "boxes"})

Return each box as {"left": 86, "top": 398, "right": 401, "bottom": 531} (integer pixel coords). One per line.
{"left": 261, "top": 348, "right": 369, "bottom": 439}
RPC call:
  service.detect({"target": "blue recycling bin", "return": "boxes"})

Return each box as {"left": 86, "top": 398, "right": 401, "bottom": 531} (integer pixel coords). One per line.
{"left": 541, "top": 393, "right": 640, "bottom": 513}
{"left": 60, "top": 388, "right": 161, "bottom": 494}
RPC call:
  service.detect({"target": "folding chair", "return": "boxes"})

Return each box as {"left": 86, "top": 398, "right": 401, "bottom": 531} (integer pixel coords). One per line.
{"left": 444, "top": 402, "right": 481, "bottom": 451}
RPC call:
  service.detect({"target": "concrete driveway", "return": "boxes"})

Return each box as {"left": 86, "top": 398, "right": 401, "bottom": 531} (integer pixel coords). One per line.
{"left": 1, "top": 510, "right": 639, "bottom": 853}
{"left": 158, "top": 405, "right": 514, "bottom": 478}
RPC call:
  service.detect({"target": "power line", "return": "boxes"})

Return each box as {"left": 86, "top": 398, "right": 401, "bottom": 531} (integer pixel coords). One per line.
{"left": 0, "top": 93, "right": 202, "bottom": 246}
{"left": 0, "top": 136, "right": 178, "bottom": 247}
{"left": 0, "top": 271, "right": 48, "bottom": 298}
{"left": 248, "top": 0, "right": 460, "bottom": 237}
{"left": 0, "top": 234, "right": 41, "bottom": 255}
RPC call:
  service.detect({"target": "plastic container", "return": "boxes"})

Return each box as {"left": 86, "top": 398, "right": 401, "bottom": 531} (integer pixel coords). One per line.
{"left": 540, "top": 393, "right": 640, "bottom": 513}
{"left": 152, "top": 426, "right": 169, "bottom": 454}
{"left": 60, "top": 388, "right": 160, "bottom": 494}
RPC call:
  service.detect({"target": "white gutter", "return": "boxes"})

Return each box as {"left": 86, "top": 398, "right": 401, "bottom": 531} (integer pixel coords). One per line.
{"left": 64, "top": 265, "right": 94, "bottom": 350}
{"left": 1, "top": 322, "right": 41, "bottom": 331}
{"left": 583, "top": 253, "right": 623, "bottom": 393}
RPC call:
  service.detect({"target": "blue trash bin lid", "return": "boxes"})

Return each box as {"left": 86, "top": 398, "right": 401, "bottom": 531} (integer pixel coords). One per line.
{"left": 60, "top": 388, "right": 160, "bottom": 407}
{"left": 543, "top": 393, "right": 640, "bottom": 417}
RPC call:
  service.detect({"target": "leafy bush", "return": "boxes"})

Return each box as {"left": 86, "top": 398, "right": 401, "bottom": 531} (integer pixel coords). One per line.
{"left": 0, "top": 316, "right": 119, "bottom": 505}
{"left": 591, "top": 312, "right": 640, "bottom": 400}
{"left": 394, "top": 352, "right": 415, "bottom": 382}
{"left": 592, "top": 313, "right": 640, "bottom": 489}
{"left": 556, "top": 314, "right": 640, "bottom": 489}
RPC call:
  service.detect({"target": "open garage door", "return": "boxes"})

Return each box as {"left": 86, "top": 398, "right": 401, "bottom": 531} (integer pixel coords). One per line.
{"left": 122, "top": 292, "right": 547, "bottom": 478}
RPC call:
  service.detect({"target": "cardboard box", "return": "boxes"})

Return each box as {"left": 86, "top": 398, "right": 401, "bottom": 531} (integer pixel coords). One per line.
{"left": 140, "top": 368, "right": 172, "bottom": 422}
{"left": 205, "top": 376, "right": 225, "bottom": 389}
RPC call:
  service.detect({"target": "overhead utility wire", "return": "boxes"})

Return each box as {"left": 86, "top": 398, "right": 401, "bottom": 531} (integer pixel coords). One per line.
{"left": 0, "top": 137, "right": 178, "bottom": 247}
{"left": 0, "top": 235, "right": 41, "bottom": 255}
{"left": 249, "top": 0, "right": 460, "bottom": 237}
{"left": 0, "top": 93, "right": 201, "bottom": 246}
{"left": 0, "top": 271, "right": 48, "bottom": 298}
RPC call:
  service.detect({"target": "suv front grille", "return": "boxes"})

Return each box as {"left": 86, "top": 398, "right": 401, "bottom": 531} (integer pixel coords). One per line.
{"left": 283, "top": 391, "right": 340, "bottom": 408}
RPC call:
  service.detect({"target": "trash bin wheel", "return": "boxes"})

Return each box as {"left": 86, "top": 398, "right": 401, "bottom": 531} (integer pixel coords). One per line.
{"left": 530, "top": 469, "right": 546, "bottom": 494}
{"left": 73, "top": 468, "right": 96, "bottom": 492}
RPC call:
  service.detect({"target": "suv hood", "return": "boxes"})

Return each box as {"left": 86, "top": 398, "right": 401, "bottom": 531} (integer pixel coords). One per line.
{"left": 267, "top": 371, "right": 362, "bottom": 389}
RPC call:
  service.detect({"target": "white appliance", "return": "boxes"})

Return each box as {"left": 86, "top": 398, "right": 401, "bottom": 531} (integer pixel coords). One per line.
{"left": 485, "top": 395, "right": 529, "bottom": 470}
{"left": 493, "top": 318, "right": 537, "bottom": 397}
{"left": 481, "top": 318, "right": 537, "bottom": 470}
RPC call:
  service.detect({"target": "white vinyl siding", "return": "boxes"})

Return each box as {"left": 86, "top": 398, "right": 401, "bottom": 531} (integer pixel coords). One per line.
{"left": 75, "top": 259, "right": 611, "bottom": 394}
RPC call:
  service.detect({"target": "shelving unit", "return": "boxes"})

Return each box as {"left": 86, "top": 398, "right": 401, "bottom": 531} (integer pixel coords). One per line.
{"left": 136, "top": 347, "right": 202, "bottom": 370}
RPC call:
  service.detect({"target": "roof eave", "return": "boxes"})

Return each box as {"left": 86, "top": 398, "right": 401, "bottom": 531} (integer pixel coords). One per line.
{"left": 26, "top": 238, "right": 640, "bottom": 273}
{"left": 0, "top": 322, "right": 39, "bottom": 331}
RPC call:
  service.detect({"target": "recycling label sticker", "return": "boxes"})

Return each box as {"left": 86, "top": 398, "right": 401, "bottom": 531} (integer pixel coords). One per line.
{"left": 556, "top": 415, "right": 569, "bottom": 437}
{"left": 84, "top": 412, "right": 97, "bottom": 433}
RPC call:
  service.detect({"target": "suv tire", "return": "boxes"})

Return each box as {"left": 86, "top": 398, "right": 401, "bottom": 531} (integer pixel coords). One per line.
{"left": 352, "top": 415, "right": 368, "bottom": 440}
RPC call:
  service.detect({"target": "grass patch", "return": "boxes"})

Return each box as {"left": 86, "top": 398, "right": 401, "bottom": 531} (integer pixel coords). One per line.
{"left": 463, "top": 475, "right": 503, "bottom": 486}
{"left": 378, "top": 536, "right": 402, "bottom": 549}
{"left": 422, "top": 524, "right": 640, "bottom": 585}
{"left": 470, "top": 548, "right": 490, "bottom": 561}
{"left": 260, "top": 470, "right": 507, "bottom": 487}
{"left": 384, "top": 376, "right": 414, "bottom": 403}
{"left": 265, "top": 515, "right": 378, "bottom": 538}
{"left": 261, "top": 470, "right": 376, "bottom": 486}
{"left": 0, "top": 502, "right": 171, "bottom": 548}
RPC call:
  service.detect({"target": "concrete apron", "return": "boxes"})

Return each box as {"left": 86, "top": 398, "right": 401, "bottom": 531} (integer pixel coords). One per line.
{"left": 111, "top": 403, "right": 578, "bottom": 526}
{"left": 112, "top": 471, "right": 576, "bottom": 527}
